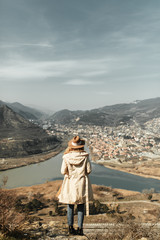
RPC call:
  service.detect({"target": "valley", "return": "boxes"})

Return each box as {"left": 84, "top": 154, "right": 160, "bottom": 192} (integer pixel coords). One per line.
{"left": 1, "top": 97, "right": 160, "bottom": 181}
{"left": 1, "top": 98, "right": 160, "bottom": 239}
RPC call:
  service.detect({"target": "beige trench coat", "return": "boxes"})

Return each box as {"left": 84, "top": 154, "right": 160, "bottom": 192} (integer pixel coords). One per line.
{"left": 58, "top": 151, "right": 93, "bottom": 204}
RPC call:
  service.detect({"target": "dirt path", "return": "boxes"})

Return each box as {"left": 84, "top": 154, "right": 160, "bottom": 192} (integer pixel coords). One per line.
{"left": 33, "top": 222, "right": 160, "bottom": 239}
{"left": 102, "top": 200, "right": 160, "bottom": 206}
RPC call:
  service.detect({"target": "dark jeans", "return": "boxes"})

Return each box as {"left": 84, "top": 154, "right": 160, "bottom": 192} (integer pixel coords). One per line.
{"left": 67, "top": 204, "right": 84, "bottom": 228}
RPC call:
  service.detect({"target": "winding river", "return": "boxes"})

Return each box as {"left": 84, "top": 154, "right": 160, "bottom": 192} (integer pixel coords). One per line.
{"left": 1, "top": 148, "right": 160, "bottom": 192}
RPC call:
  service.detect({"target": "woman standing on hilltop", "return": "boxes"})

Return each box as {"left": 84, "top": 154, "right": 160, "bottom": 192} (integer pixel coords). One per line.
{"left": 58, "top": 136, "right": 93, "bottom": 236}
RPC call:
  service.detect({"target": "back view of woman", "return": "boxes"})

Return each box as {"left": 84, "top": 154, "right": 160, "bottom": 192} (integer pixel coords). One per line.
{"left": 58, "top": 136, "right": 93, "bottom": 235}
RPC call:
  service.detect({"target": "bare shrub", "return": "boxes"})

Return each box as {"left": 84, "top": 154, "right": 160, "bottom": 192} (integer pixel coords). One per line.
{"left": 142, "top": 188, "right": 156, "bottom": 194}
{"left": 94, "top": 185, "right": 112, "bottom": 192}
{"left": 24, "top": 198, "right": 45, "bottom": 213}
{"left": 89, "top": 200, "right": 109, "bottom": 214}
{"left": 27, "top": 191, "right": 33, "bottom": 201}
{"left": 1, "top": 176, "right": 8, "bottom": 188}
{"left": 33, "top": 192, "right": 44, "bottom": 201}
{"left": 120, "top": 221, "right": 160, "bottom": 240}
{"left": 0, "top": 189, "right": 27, "bottom": 235}
{"left": 99, "top": 221, "right": 160, "bottom": 240}
{"left": 148, "top": 193, "right": 153, "bottom": 200}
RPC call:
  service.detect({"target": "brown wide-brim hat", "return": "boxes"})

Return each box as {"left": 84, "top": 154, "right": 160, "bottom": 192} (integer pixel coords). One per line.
{"left": 68, "top": 136, "right": 85, "bottom": 149}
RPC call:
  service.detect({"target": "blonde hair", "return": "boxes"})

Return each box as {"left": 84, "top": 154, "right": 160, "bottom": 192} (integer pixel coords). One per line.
{"left": 64, "top": 147, "right": 85, "bottom": 154}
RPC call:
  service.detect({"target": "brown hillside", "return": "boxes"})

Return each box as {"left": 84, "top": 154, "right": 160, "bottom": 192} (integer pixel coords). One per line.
{"left": 0, "top": 105, "right": 61, "bottom": 157}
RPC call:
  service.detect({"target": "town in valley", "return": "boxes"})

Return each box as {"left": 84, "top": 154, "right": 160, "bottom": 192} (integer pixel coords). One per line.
{"left": 41, "top": 117, "right": 160, "bottom": 178}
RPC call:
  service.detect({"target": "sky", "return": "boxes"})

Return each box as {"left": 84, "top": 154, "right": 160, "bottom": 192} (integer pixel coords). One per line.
{"left": 0, "top": 0, "right": 160, "bottom": 112}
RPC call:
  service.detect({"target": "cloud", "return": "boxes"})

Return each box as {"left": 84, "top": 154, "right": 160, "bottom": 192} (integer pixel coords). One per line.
{"left": 0, "top": 53, "right": 150, "bottom": 85}
{"left": 0, "top": 58, "right": 76, "bottom": 80}
{"left": 0, "top": 0, "right": 160, "bottom": 111}
{"left": 96, "top": 91, "right": 113, "bottom": 95}
{"left": 64, "top": 79, "right": 93, "bottom": 85}
{"left": 0, "top": 57, "right": 111, "bottom": 82}
{"left": 80, "top": 70, "right": 107, "bottom": 77}
{"left": 0, "top": 42, "right": 53, "bottom": 48}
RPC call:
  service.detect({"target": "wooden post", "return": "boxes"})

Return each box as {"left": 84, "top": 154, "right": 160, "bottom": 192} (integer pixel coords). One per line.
{"left": 86, "top": 176, "right": 89, "bottom": 216}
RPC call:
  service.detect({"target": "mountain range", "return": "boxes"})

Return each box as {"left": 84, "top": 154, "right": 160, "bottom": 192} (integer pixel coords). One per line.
{"left": 1, "top": 97, "right": 160, "bottom": 128}
{"left": 0, "top": 105, "right": 60, "bottom": 158}
{"left": 0, "top": 100, "right": 45, "bottom": 120}
{"left": 49, "top": 97, "right": 160, "bottom": 126}
{"left": 1, "top": 97, "right": 160, "bottom": 157}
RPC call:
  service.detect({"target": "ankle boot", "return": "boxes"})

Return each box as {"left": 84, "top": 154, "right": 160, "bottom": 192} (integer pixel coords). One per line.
{"left": 68, "top": 225, "right": 76, "bottom": 235}
{"left": 77, "top": 227, "right": 83, "bottom": 235}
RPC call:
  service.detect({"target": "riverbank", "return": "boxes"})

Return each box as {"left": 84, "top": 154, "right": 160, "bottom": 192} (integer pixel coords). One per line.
{"left": 1, "top": 139, "right": 160, "bottom": 185}
{"left": 0, "top": 144, "right": 65, "bottom": 171}
{"left": 89, "top": 144, "right": 160, "bottom": 181}
{"left": 94, "top": 159, "right": 160, "bottom": 181}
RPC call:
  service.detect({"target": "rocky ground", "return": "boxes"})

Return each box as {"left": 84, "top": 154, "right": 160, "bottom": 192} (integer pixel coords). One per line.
{"left": 1, "top": 180, "right": 159, "bottom": 240}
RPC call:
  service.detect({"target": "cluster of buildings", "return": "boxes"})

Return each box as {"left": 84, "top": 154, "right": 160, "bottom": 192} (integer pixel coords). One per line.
{"left": 42, "top": 118, "right": 160, "bottom": 164}
{"left": 88, "top": 123, "right": 160, "bottom": 163}
{"left": 144, "top": 118, "right": 160, "bottom": 135}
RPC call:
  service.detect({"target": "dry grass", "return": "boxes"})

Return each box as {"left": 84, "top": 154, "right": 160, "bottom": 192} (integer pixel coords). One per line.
{"left": 1, "top": 181, "right": 160, "bottom": 239}
{"left": 0, "top": 189, "right": 27, "bottom": 236}
{"left": 103, "top": 158, "right": 160, "bottom": 180}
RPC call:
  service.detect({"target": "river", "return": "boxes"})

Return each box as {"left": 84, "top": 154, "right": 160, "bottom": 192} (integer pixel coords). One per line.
{"left": 0, "top": 149, "right": 160, "bottom": 192}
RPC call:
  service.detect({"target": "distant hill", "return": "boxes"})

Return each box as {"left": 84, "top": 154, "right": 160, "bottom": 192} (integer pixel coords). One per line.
{"left": 49, "top": 97, "right": 160, "bottom": 126}
{"left": 50, "top": 109, "right": 83, "bottom": 124}
{"left": 0, "top": 105, "right": 60, "bottom": 157}
{"left": 0, "top": 100, "right": 45, "bottom": 120}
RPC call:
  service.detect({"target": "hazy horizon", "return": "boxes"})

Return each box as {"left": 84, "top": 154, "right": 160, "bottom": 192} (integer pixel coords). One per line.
{"left": 27, "top": 96, "right": 160, "bottom": 112}
{"left": 1, "top": 0, "right": 160, "bottom": 111}
{"left": 1, "top": 96, "right": 160, "bottom": 114}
